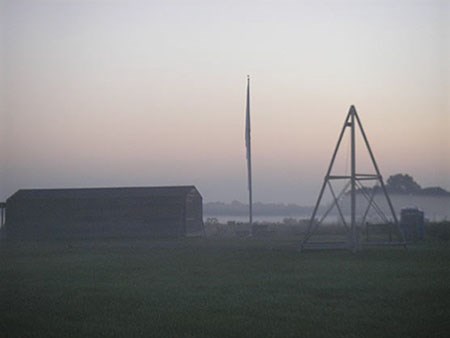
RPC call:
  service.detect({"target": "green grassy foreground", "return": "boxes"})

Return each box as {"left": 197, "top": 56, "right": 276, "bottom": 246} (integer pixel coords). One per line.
{"left": 1, "top": 237, "right": 450, "bottom": 338}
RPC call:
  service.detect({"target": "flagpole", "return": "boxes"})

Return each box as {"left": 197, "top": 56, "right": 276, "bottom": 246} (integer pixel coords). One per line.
{"left": 245, "top": 75, "right": 253, "bottom": 227}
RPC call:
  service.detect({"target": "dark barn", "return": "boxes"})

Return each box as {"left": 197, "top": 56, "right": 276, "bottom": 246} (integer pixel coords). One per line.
{"left": 4, "top": 186, "right": 203, "bottom": 239}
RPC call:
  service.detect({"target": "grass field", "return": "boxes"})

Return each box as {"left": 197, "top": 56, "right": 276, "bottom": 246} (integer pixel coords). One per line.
{"left": 1, "top": 237, "right": 450, "bottom": 338}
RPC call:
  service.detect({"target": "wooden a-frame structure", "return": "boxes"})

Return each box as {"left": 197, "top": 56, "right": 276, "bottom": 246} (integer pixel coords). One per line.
{"left": 301, "top": 105, "right": 406, "bottom": 252}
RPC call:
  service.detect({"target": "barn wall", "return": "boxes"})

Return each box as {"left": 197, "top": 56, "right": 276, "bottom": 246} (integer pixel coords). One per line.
{"left": 5, "top": 196, "right": 187, "bottom": 239}
{"left": 185, "top": 190, "right": 204, "bottom": 235}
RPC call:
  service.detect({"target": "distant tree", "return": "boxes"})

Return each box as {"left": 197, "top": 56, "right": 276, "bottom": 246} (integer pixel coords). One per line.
{"left": 386, "top": 174, "right": 421, "bottom": 194}
{"left": 419, "top": 187, "right": 450, "bottom": 196}
{"left": 282, "top": 217, "right": 298, "bottom": 225}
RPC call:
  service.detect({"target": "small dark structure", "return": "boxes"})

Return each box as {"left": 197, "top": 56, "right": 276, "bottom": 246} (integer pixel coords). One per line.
{"left": 3, "top": 186, "right": 203, "bottom": 239}
{"left": 400, "top": 207, "right": 425, "bottom": 241}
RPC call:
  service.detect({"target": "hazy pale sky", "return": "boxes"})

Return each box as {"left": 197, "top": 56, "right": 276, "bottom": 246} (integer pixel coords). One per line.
{"left": 0, "top": 0, "right": 449, "bottom": 204}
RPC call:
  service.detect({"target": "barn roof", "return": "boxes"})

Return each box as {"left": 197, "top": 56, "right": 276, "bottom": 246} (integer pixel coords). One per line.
{"left": 7, "top": 185, "right": 200, "bottom": 200}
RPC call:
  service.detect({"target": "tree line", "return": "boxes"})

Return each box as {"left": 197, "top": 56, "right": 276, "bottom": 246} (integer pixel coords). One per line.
{"left": 359, "top": 173, "right": 450, "bottom": 196}
{"left": 204, "top": 174, "right": 449, "bottom": 216}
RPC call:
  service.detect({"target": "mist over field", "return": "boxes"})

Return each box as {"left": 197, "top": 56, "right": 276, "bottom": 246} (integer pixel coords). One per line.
{"left": 205, "top": 195, "right": 450, "bottom": 223}
{"left": 1, "top": 2, "right": 449, "bottom": 338}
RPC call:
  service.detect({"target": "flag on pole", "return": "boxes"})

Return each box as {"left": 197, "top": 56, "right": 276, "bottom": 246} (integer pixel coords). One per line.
{"left": 245, "top": 76, "right": 251, "bottom": 158}
{"left": 245, "top": 75, "right": 253, "bottom": 225}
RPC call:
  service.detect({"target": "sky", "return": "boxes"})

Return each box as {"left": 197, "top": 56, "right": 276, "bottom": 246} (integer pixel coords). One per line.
{"left": 0, "top": 0, "right": 449, "bottom": 205}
